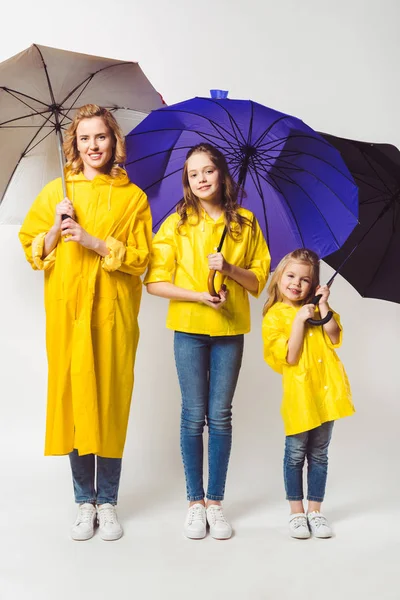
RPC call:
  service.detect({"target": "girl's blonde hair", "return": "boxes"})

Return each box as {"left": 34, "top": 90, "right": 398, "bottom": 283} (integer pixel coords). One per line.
{"left": 263, "top": 248, "right": 320, "bottom": 315}
{"left": 177, "top": 143, "right": 253, "bottom": 238}
{"left": 63, "top": 104, "right": 126, "bottom": 177}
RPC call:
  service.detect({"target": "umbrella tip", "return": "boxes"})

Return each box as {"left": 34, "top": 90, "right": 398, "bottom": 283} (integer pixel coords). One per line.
{"left": 210, "top": 89, "right": 228, "bottom": 99}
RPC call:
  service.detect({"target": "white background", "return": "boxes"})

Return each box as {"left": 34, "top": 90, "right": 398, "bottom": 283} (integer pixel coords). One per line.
{"left": 1, "top": 1, "right": 400, "bottom": 599}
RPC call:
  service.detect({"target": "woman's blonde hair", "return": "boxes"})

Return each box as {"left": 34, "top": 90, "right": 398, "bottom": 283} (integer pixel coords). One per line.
{"left": 63, "top": 104, "right": 126, "bottom": 177}
{"left": 263, "top": 248, "right": 320, "bottom": 315}
{"left": 177, "top": 143, "right": 252, "bottom": 238}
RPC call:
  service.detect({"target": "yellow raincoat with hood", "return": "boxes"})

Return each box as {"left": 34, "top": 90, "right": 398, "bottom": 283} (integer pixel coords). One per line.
{"left": 19, "top": 168, "right": 152, "bottom": 458}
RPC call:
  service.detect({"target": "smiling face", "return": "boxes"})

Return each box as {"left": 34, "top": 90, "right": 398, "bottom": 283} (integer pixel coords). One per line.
{"left": 186, "top": 151, "right": 222, "bottom": 205}
{"left": 279, "top": 260, "right": 313, "bottom": 306}
{"left": 76, "top": 116, "right": 114, "bottom": 178}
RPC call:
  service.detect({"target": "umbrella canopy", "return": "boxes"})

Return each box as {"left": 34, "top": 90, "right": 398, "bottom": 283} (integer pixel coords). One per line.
{"left": 321, "top": 134, "right": 400, "bottom": 304}
{"left": 0, "top": 43, "right": 164, "bottom": 224}
{"left": 125, "top": 94, "right": 358, "bottom": 268}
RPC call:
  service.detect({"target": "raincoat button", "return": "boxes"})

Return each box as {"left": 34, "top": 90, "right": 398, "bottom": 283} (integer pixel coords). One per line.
{"left": 309, "top": 332, "right": 313, "bottom": 337}
{"left": 324, "top": 385, "right": 329, "bottom": 390}
{"left": 318, "top": 359, "right": 322, "bottom": 363}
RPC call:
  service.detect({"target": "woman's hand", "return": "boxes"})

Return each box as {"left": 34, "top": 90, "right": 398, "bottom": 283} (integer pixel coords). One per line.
{"left": 54, "top": 198, "right": 74, "bottom": 230}
{"left": 199, "top": 286, "right": 228, "bottom": 310}
{"left": 61, "top": 218, "right": 95, "bottom": 250}
{"left": 207, "top": 251, "right": 231, "bottom": 275}
{"left": 295, "top": 304, "right": 315, "bottom": 323}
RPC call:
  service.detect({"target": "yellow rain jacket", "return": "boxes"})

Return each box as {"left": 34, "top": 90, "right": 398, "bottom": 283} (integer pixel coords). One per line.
{"left": 19, "top": 169, "right": 152, "bottom": 458}
{"left": 262, "top": 302, "right": 355, "bottom": 436}
{"left": 144, "top": 208, "right": 270, "bottom": 335}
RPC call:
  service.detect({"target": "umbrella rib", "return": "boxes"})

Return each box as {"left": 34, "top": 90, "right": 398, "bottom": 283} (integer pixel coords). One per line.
{"left": 0, "top": 109, "right": 52, "bottom": 127}
{"left": 250, "top": 166, "right": 306, "bottom": 249}
{"left": 0, "top": 125, "right": 54, "bottom": 129}
{"left": 360, "top": 150, "right": 395, "bottom": 197}
{"left": 125, "top": 145, "right": 195, "bottom": 166}
{"left": 353, "top": 173, "right": 391, "bottom": 196}
{"left": 261, "top": 154, "right": 358, "bottom": 219}
{"left": 0, "top": 112, "right": 55, "bottom": 206}
{"left": 0, "top": 86, "right": 49, "bottom": 108}
{"left": 201, "top": 98, "right": 247, "bottom": 145}
{"left": 0, "top": 89, "right": 55, "bottom": 126}
{"left": 127, "top": 127, "right": 235, "bottom": 149}
{"left": 153, "top": 201, "right": 183, "bottom": 230}
{"left": 58, "top": 61, "right": 133, "bottom": 106}
{"left": 245, "top": 161, "right": 273, "bottom": 247}
{"left": 24, "top": 127, "right": 56, "bottom": 155}
{"left": 252, "top": 115, "right": 292, "bottom": 148}
{"left": 151, "top": 107, "right": 242, "bottom": 147}
{"left": 257, "top": 164, "right": 340, "bottom": 248}
{"left": 58, "top": 76, "right": 95, "bottom": 127}
{"left": 362, "top": 207, "right": 398, "bottom": 295}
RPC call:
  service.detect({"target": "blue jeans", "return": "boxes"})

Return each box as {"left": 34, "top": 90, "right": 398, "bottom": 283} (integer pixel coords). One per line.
{"left": 69, "top": 450, "right": 122, "bottom": 505}
{"left": 174, "top": 332, "right": 244, "bottom": 502}
{"left": 283, "top": 421, "right": 334, "bottom": 502}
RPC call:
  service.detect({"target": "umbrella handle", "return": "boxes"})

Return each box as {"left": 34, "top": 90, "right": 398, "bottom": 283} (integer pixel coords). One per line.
{"left": 306, "top": 294, "right": 333, "bottom": 326}
{"left": 208, "top": 269, "right": 219, "bottom": 297}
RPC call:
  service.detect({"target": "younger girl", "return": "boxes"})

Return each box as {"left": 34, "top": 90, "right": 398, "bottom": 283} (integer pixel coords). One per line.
{"left": 145, "top": 143, "right": 270, "bottom": 540}
{"left": 262, "top": 249, "right": 354, "bottom": 539}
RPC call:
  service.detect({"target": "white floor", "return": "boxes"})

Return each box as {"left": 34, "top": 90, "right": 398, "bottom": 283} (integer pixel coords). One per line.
{"left": 2, "top": 422, "right": 399, "bottom": 600}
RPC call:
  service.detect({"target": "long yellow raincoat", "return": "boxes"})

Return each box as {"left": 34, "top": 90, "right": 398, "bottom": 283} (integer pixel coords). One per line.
{"left": 262, "top": 302, "right": 355, "bottom": 436}
{"left": 19, "top": 168, "right": 152, "bottom": 458}
{"left": 144, "top": 208, "right": 270, "bottom": 335}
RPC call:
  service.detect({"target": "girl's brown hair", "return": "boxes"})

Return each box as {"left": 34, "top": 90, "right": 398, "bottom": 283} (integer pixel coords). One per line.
{"left": 177, "top": 143, "right": 252, "bottom": 237}
{"left": 63, "top": 104, "right": 126, "bottom": 177}
{"left": 263, "top": 248, "right": 320, "bottom": 315}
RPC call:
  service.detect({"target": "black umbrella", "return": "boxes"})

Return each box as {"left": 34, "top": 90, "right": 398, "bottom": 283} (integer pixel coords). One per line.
{"left": 320, "top": 133, "right": 400, "bottom": 304}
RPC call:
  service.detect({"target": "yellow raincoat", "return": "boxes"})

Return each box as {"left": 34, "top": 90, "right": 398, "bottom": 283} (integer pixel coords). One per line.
{"left": 262, "top": 302, "right": 355, "bottom": 436}
{"left": 144, "top": 208, "right": 270, "bottom": 335}
{"left": 19, "top": 168, "right": 152, "bottom": 458}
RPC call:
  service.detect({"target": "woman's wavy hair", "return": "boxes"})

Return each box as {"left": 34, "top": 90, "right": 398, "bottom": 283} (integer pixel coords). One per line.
{"left": 177, "top": 143, "right": 252, "bottom": 238}
{"left": 263, "top": 248, "right": 320, "bottom": 315}
{"left": 63, "top": 104, "right": 126, "bottom": 177}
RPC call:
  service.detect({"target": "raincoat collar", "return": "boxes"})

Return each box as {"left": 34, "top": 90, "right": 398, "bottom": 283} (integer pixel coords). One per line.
{"left": 65, "top": 166, "right": 130, "bottom": 187}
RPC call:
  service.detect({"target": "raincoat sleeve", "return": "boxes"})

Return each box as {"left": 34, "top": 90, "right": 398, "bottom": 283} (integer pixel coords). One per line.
{"left": 262, "top": 310, "right": 289, "bottom": 374}
{"left": 323, "top": 309, "right": 343, "bottom": 349}
{"left": 18, "top": 180, "right": 61, "bottom": 271}
{"left": 144, "top": 217, "right": 177, "bottom": 285}
{"left": 102, "top": 192, "right": 152, "bottom": 276}
{"left": 244, "top": 217, "right": 271, "bottom": 298}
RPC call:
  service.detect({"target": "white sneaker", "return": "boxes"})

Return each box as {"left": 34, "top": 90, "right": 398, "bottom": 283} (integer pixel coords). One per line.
{"left": 206, "top": 505, "right": 232, "bottom": 540}
{"left": 71, "top": 503, "right": 96, "bottom": 541}
{"left": 97, "top": 504, "right": 123, "bottom": 541}
{"left": 184, "top": 503, "right": 207, "bottom": 539}
{"left": 307, "top": 511, "right": 332, "bottom": 538}
{"left": 289, "top": 513, "right": 311, "bottom": 539}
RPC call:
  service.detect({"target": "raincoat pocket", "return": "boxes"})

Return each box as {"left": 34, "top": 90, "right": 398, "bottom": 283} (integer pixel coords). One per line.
{"left": 92, "top": 273, "right": 117, "bottom": 330}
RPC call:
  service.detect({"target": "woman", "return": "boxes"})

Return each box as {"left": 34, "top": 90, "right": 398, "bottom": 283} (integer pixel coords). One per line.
{"left": 19, "top": 104, "right": 152, "bottom": 541}
{"left": 145, "top": 143, "right": 270, "bottom": 539}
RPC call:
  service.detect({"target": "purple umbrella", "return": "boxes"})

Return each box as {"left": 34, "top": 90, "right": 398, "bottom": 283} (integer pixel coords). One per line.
{"left": 125, "top": 92, "right": 358, "bottom": 273}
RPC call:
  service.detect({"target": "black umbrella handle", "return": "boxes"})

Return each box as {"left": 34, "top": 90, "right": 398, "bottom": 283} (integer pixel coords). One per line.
{"left": 306, "top": 294, "right": 333, "bottom": 326}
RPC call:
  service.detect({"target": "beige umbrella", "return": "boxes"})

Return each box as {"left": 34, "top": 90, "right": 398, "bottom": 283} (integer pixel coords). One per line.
{"left": 0, "top": 43, "right": 164, "bottom": 223}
